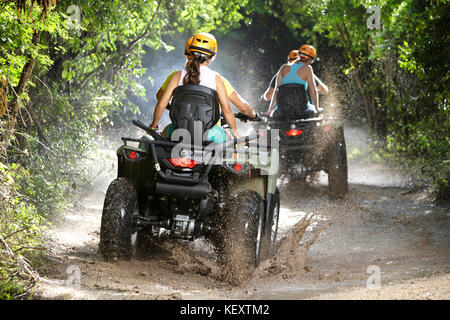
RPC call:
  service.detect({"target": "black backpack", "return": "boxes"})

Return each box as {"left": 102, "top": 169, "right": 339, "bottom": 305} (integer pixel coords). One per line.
{"left": 275, "top": 83, "right": 314, "bottom": 119}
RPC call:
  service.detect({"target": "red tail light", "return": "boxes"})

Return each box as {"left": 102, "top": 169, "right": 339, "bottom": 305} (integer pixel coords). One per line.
{"left": 233, "top": 163, "right": 242, "bottom": 171}
{"left": 324, "top": 126, "right": 330, "bottom": 132}
{"left": 125, "top": 150, "right": 140, "bottom": 160}
{"left": 128, "top": 151, "right": 137, "bottom": 160}
{"left": 169, "top": 158, "right": 198, "bottom": 168}
{"left": 285, "top": 129, "right": 304, "bottom": 136}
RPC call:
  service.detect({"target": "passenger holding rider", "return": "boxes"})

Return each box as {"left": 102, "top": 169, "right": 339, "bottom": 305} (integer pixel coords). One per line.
{"left": 150, "top": 33, "right": 240, "bottom": 142}
{"left": 264, "top": 45, "right": 325, "bottom": 117}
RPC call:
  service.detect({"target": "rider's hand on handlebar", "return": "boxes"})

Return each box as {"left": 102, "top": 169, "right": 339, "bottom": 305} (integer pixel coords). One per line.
{"left": 235, "top": 112, "right": 249, "bottom": 122}
{"left": 251, "top": 112, "right": 262, "bottom": 122}
{"left": 235, "top": 111, "right": 262, "bottom": 123}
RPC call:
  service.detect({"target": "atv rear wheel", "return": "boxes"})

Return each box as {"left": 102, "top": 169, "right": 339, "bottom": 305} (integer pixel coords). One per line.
{"left": 99, "top": 178, "right": 137, "bottom": 261}
{"left": 215, "top": 190, "right": 264, "bottom": 284}
{"left": 327, "top": 127, "right": 348, "bottom": 199}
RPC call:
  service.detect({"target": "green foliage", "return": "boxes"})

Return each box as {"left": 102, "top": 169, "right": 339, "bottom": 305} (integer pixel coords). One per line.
{"left": 0, "top": 1, "right": 64, "bottom": 86}
{"left": 379, "top": 0, "right": 449, "bottom": 200}
{"left": 0, "top": 162, "right": 44, "bottom": 300}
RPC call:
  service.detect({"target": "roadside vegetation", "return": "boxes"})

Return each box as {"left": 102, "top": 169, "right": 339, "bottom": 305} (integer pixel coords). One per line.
{"left": 0, "top": 0, "right": 448, "bottom": 298}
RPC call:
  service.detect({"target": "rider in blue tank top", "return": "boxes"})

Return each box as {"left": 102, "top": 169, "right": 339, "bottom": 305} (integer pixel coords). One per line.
{"left": 281, "top": 62, "right": 307, "bottom": 86}
{"left": 280, "top": 61, "right": 316, "bottom": 114}
{"left": 265, "top": 44, "right": 321, "bottom": 117}
{"left": 261, "top": 49, "right": 329, "bottom": 117}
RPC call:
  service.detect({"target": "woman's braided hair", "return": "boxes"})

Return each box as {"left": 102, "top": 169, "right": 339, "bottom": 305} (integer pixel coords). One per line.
{"left": 183, "top": 52, "right": 210, "bottom": 85}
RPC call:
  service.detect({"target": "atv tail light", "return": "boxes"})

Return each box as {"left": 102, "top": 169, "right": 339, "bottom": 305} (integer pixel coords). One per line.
{"left": 129, "top": 151, "right": 137, "bottom": 160}
{"left": 285, "top": 129, "right": 304, "bottom": 136}
{"left": 224, "top": 162, "right": 249, "bottom": 174}
{"left": 125, "top": 150, "right": 140, "bottom": 160}
{"left": 324, "top": 126, "right": 330, "bottom": 132}
{"left": 169, "top": 158, "right": 198, "bottom": 168}
{"left": 233, "top": 163, "right": 242, "bottom": 171}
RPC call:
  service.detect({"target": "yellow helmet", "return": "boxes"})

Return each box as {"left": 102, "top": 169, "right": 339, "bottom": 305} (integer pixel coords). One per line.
{"left": 189, "top": 33, "right": 217, "bottom": 57}
{"left": 184, "top": 36, "right": 194, "bottom": 56}
{"left": 288, "top": 50, "right": 299, "bottom": 62}
{"left": 298, "top": 44, "right": 317, "bottom": 61}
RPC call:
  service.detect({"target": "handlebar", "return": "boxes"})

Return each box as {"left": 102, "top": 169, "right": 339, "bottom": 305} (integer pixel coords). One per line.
{"left": 234, "top": 112, "right": 262, "bottom": 123}
{"left": 220, "top": 112, "right": 262, "bottom": 130}
{"left": 132, "top": 120, "right": 169, "bottom": 141}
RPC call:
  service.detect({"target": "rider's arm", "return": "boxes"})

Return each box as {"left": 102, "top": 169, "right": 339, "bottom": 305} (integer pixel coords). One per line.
{"left": 262, "top": 74, "right": 277, "bottom": 101}
{"left": 306, "top": 66, "right": 319, "bottom": 109}
{"left": 314, "top": 75, "right": 328, "bottom": 95}
{"left": 263, "top": 87, "right": 274, "bottom": 101}
{"left": 229, "top": 91, "right": 256, "bottom": 118}
{"left": 216, "top": 74, "right": 239, "bottom": 138}
{"left": 151, "top": 71, "right": 181, "bottom": 129}
{"left": 265, "top": 66, "right": 284, "bottom": 115}
{"left": 155, "top": 70, "right": 177, "bottom": 102}
{"left": 155, "top": 88, "right": 164, "bottom": 102}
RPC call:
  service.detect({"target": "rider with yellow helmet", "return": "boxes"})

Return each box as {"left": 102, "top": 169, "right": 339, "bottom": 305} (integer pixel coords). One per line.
{"left": 156, "top": 36, "right": 258, "bottom": 122}
{"left": 151, "top": 33, "right": 242, "bottom": 142}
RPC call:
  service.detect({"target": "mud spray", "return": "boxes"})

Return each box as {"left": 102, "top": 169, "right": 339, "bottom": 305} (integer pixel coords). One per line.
{"left": 254, "top": 211, "right": 326, "bottom": 280}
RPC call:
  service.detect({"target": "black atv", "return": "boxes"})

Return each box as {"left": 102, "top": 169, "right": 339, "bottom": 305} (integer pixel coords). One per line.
{"left": 261, "top": 83, "right": 348, "bottom": 199}
{"left": 99, "top": 84, "right": 280, "bottom": 280}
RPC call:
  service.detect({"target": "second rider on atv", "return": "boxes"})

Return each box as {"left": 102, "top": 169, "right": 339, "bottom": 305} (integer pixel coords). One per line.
{"left": 264, "top": 45, "right": 320, "bottom": 118}
{"left": 258, "top": 44, "right": 348, "bottom": 198}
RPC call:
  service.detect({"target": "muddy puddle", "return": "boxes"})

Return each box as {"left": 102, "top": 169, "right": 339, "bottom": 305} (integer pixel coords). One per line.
{"left": 34, "top": 127, "right": 450, "bottom": 300}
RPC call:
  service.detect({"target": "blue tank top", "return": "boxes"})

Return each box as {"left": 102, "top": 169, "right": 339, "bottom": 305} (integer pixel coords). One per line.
{"left": 281, "top": 62, "right": 308, "bottom": 88}
{"left": 279, "top": 62, "right": 316, "bottom": 113}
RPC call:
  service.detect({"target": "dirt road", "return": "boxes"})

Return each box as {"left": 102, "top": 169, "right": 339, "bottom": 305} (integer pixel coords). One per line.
{"left": 34, "top": 127, "right": 450, "bottom": 300}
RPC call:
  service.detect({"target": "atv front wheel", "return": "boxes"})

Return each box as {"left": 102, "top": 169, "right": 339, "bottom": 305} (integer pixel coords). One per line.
{"left": 99, "top": 178, "right": 137, "bottom": 261}
{"left": 327, "top": 127, "right": 348, "bottom": 199}
{"left": 215, "top": 190, "right": 264, "bottom": 283}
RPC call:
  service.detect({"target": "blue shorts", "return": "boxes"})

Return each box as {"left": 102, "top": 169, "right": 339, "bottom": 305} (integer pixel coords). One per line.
{"left": 165, "top": 124, "right": 226, "bottom": 144}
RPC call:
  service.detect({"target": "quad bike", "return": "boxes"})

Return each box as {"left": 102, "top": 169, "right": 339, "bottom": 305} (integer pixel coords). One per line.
{"left": 259, "top": 83, "right": 348, "bottom": 199}
{"left": 99, "top": 84, "right": 280, "bottom": 280}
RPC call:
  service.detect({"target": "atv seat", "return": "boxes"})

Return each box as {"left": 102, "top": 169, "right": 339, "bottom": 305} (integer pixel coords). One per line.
{"left": 169, "top": 84, "right": 220, "bottom": 146}
{"left": 276, "top": 83, "right": 316, "bottom": 120}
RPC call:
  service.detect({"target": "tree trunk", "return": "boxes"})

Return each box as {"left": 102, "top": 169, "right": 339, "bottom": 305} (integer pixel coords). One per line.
{"left": 1, "top": 31, "right": 41, "bottom": 154}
